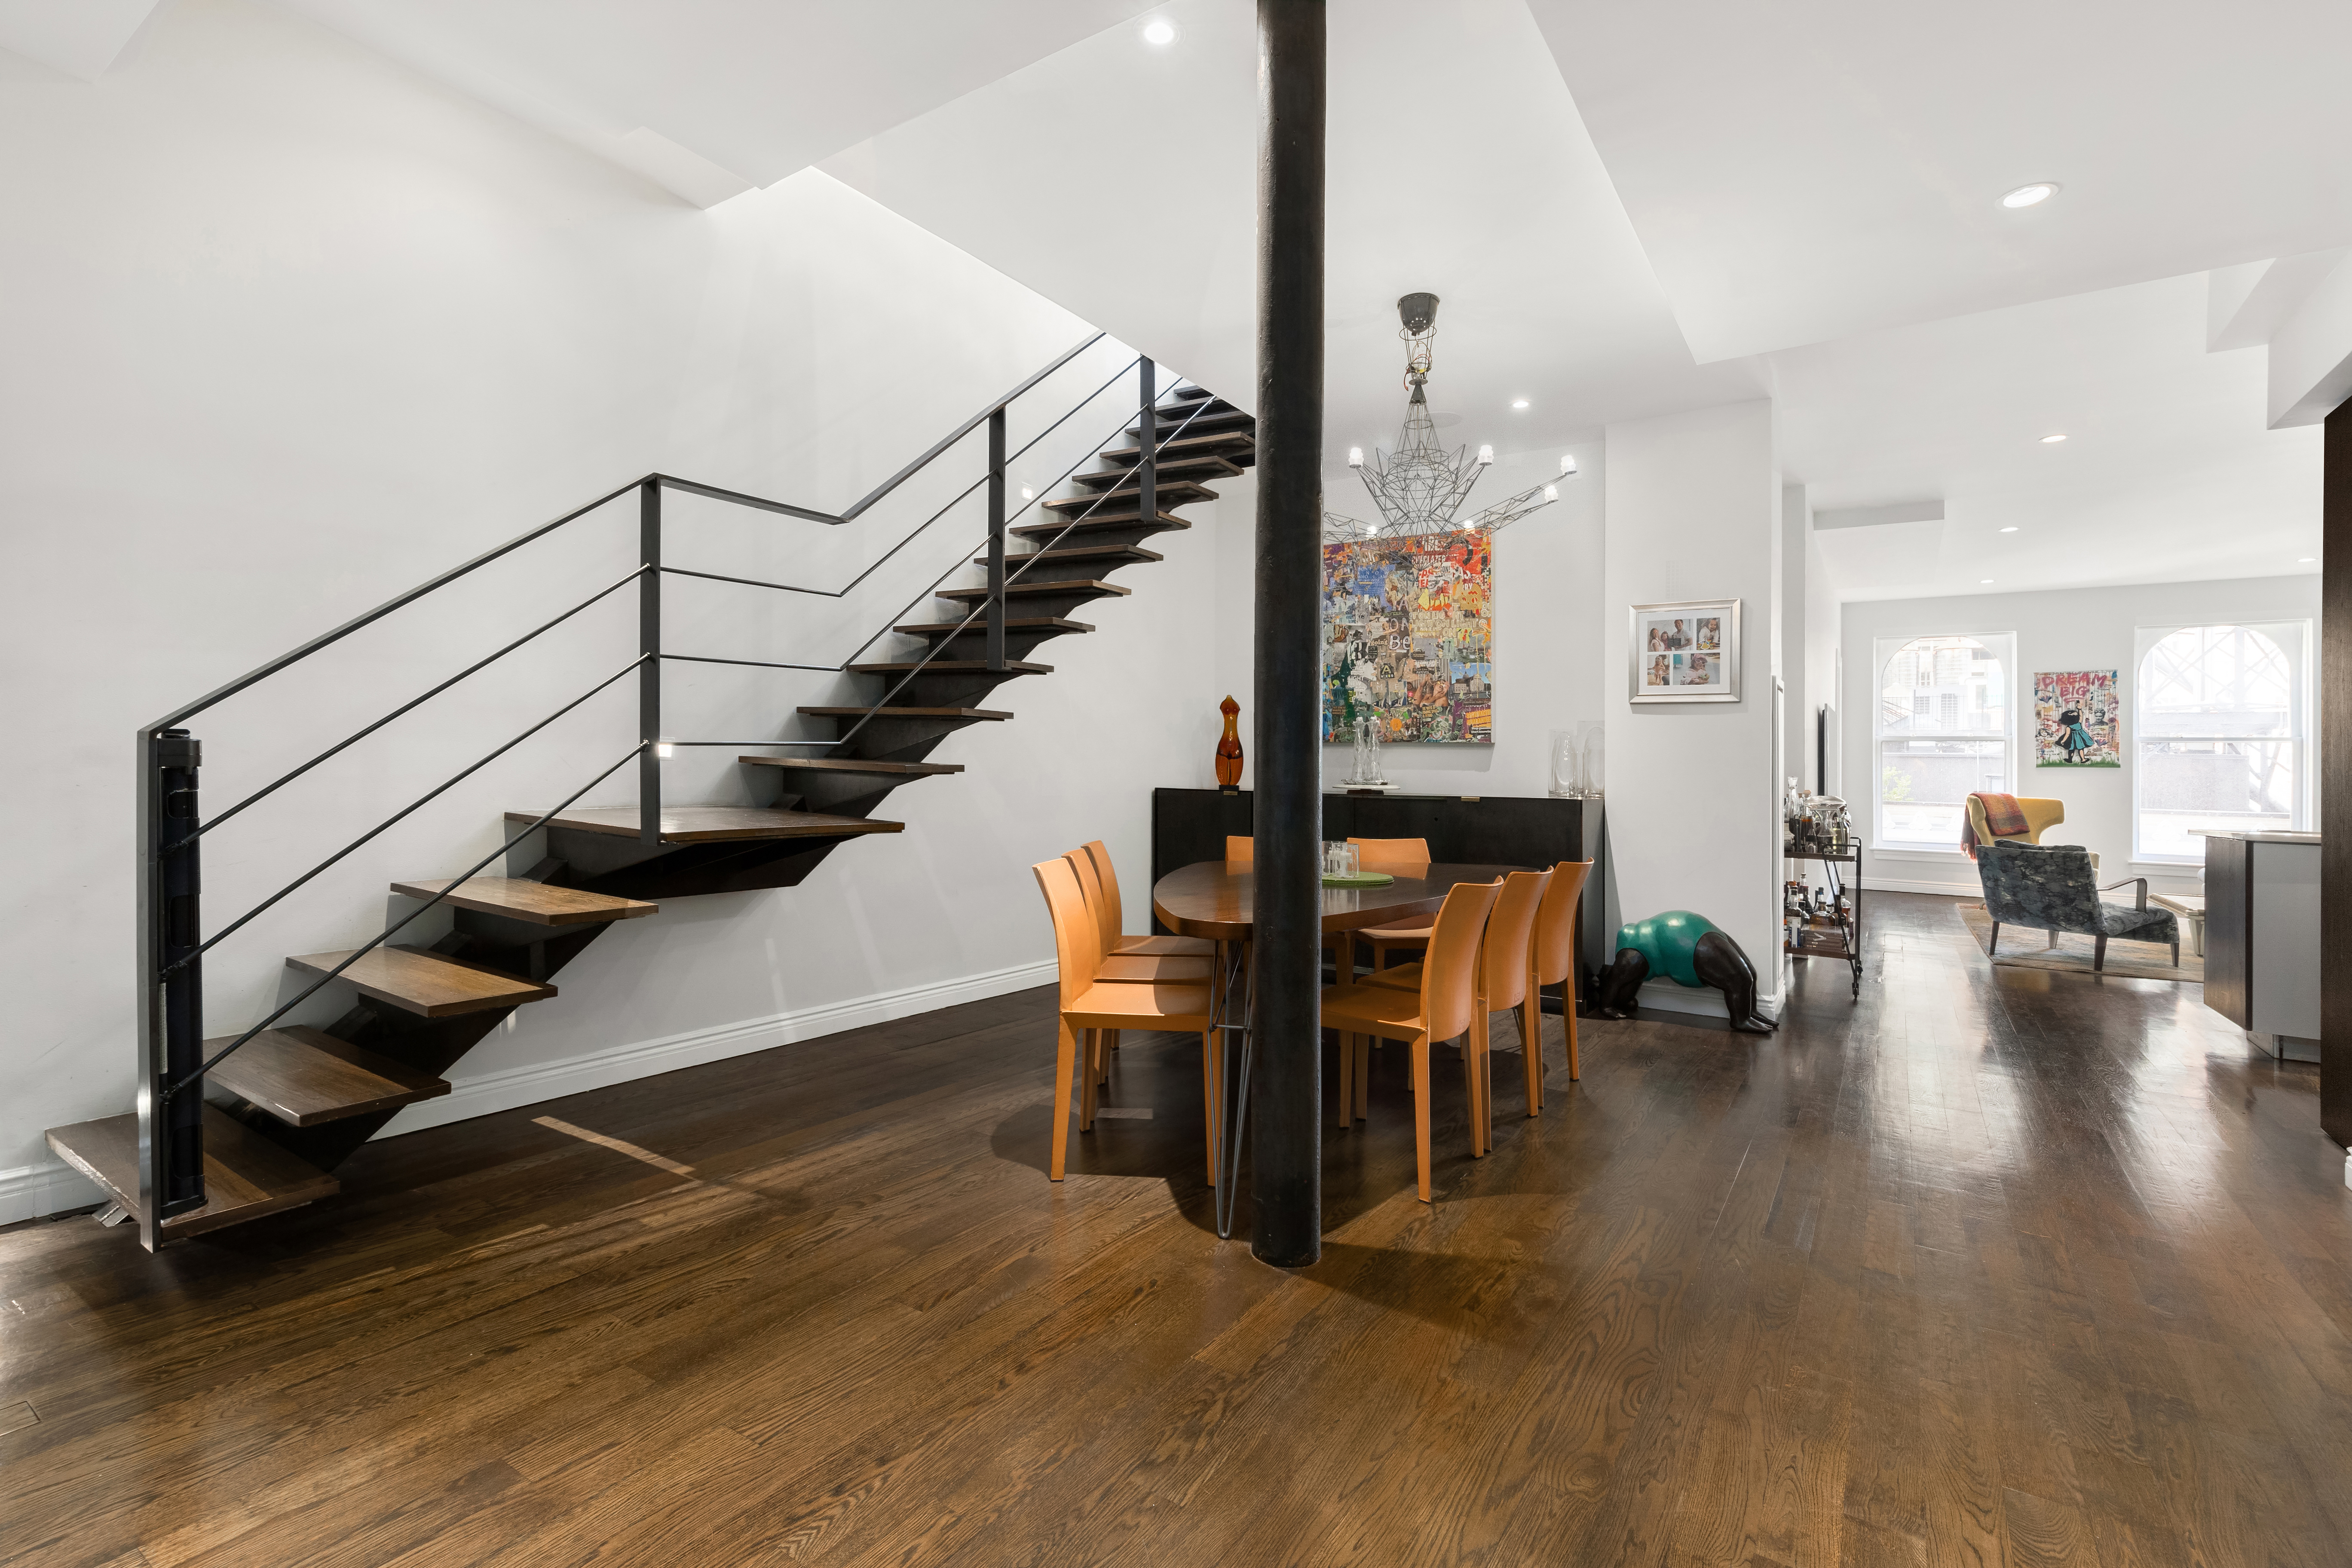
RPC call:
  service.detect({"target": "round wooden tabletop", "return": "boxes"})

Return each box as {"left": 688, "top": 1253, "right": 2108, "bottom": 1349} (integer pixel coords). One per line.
{"left": 1150, "top": 861, "right": 1527, "bottom": 941}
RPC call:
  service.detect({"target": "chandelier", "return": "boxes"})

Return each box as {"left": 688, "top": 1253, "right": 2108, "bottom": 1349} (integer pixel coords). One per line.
{"left": 1322, "top": 292, "right": 1561, "bottom": 543}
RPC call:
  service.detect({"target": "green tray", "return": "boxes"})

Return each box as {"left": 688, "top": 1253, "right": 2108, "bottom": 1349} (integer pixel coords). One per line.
{"left": 1321, "top": 871, "right": 1395, "bottom": 888}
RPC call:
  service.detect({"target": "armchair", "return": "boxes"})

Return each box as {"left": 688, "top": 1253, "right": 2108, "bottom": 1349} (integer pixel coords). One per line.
{"left": 1966, "top": 795, "right": 2098, "bottom": 870}
{"left": 1975, "top": 840, "right": 2178, "bottom": 971}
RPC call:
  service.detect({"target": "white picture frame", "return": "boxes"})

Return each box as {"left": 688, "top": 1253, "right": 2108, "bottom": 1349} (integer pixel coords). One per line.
{"left": 1629, "top": 598, "right": 1742, "bottom": 704}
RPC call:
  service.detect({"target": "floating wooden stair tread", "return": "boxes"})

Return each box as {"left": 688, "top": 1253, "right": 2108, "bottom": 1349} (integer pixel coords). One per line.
{"left": 1099, "top": 430, "right": 1253, "bottom": 457}
{"left": 46, "top": 1105, "right": 338, "bottom": 1238}
{"left": 390, "top": 876, "right": 656, "bottom": 926}
{"left": 977, "top": 543, "right": 1164, "bottom": 568}
{"left": 1012, "top": 513, "right": 1191, "bottom": 541}
{"left": 207, "top": 1025, "right": 450, "bottom": 1126}
{"left": 845, "top": 658, "right": 1051, "bottom": 677}
{"left": 937, "top": 580, "right": 1129, "bottom": 603}
{"left": 796, "top": 705, "right": 1012, "bottom": 720}
{"left": 508, "top": 805, "right": 906, "bottom": 843}
{"left": 1073, "top": 456, "right": 1241, "bottom": 487}
{"left": 1129, "top": 409, "right": 1252, "bottom": 436}
{"left": 738, "top": 757, "right": 964, "bottom": 776}
{"left": 287, "top": 944, "right": 556, "bottom": 1017}
{"left": 894, "top": 616, "right": 1094, "bottom": 637}
{"left": 1041, "top": 482, "right": 1214, "bottom": 513}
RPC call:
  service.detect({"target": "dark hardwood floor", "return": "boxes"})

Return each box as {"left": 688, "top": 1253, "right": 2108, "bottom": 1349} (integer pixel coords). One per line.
{"left": 4, "top": 891, "right": 2348, "bottom": 1565}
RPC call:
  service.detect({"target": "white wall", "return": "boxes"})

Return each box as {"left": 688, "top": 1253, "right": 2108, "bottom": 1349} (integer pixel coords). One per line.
{"left": 1840, "top": 575, "right": 2321, "bottom": 897}
{"left": 1602, "top": 400, "right": 1784, "bottom": 1012}
{"left": 0, "top": 0, "right": 1220, "bottom": 1219}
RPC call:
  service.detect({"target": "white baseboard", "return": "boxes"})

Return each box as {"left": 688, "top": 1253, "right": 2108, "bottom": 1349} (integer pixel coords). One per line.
{"left": 5, "top": 958, "right": 1059, "bottom": 1225}
{"left": 377, "top": 956, "right": 1060, "bottom": 1138}
{"left": 0, "top": 1160, "right": 104, "bottom": 1228}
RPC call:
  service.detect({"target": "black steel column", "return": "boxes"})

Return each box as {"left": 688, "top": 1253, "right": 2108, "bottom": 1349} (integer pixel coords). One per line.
{"left": 639, "top": 480, "right": 662, "bottom": 842}
{"left": 1137, "top": 358, "right": 1158, "bottom": 544}
{"left": 2322, "top": 401, "right": 2351, "bottom": 1148}
{"left": 986, "top": 409, "right": 1008, "bottom": 671}
{"left": 1250, "top": 0, "right": 1326, "bottom": 1268}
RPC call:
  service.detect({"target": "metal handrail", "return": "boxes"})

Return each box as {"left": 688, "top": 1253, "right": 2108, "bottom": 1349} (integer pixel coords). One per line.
{"left": 146, "top": 332, "right": 1107, "bottom": 733}
{"left": 822, "top": 383, "right": 1222, "bottom": 755}
{"left": 649, "top": 377, "right": 1211, "bottom": 756}
{"left": 170, "top": 658, "right": 646, "bottom": 969}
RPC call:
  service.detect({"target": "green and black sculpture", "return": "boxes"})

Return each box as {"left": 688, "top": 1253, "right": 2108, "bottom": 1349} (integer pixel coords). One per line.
{"left": 1592, "top": 910, "right": 1776, "bottom": 1034}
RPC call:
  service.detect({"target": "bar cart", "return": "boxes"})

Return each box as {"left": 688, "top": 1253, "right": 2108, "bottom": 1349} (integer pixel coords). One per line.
{"left": 1783, "top": 842, "right": 1863, "bottom": 999}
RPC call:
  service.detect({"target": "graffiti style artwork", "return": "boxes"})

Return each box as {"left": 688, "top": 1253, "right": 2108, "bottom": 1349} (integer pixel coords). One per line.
{"left": 1320, "top": 532, "right": 1494, "bottom": 744}
{"left": 2034, "top": 669, "right": 2121, "bottom": 766}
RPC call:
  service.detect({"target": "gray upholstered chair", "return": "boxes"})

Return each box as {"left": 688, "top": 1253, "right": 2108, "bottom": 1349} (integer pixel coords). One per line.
{"left": 1976, "top": 840, "right": 2179, "bottom": 971}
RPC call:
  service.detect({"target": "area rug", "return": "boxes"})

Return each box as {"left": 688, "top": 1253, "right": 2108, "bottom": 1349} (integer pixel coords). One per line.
{"left": 1956, "top": 900, "right": 2202, "bottom": 982}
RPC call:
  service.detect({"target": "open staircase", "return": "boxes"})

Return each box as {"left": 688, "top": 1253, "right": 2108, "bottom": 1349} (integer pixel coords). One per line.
{"left": 47, "top": 377, "right": 1255, "bottom": 1246}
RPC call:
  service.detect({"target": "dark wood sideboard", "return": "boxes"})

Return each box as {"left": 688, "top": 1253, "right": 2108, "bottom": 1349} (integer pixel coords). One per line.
{"left": 1149, "top": 788, "right": 1609, "bottom": 1008}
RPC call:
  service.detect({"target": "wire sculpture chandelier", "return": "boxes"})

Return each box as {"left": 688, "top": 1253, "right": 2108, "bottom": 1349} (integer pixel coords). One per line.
{"left": 1322, "top": 292, "right": 1562, "bottom": 543}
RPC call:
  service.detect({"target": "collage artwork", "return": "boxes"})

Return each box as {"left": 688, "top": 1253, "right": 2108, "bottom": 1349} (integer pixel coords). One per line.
{"left": 1320, "top": 532, "right": 1493, "bottom": 744}
{"left": 2033, "top": 668, "right": 2121, "bottom": 766}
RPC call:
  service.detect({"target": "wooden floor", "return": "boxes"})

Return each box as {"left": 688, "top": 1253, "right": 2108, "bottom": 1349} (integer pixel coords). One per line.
{"left": 5, "top": 892, "right": 2349, "bottom": 1566}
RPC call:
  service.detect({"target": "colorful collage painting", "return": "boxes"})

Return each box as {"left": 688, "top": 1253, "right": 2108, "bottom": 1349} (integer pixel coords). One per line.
{"left": 2034, "top": 669, "right": 2121, "bottom": 766}
{"left": 1320, "top": 533, "right": 1493, "bottom": 744}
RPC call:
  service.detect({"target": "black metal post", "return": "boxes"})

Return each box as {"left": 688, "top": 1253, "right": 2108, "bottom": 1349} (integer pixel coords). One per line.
{"left": 139, "top": 726, "right": 206, "bottom": 1248}
{"left": 2322, "top": 399, "right": 2351, "bottom": 1149}
{"left": 986, "top": 409, "right": 1008, "bottom": 671}
{"left": 639, "top": 480, "right": 662, "bottom": 842}
{"left": 1250, "top": 0, "right": 1326, "bottom": 1268}
{"left": 1137, "top": 358, "right": 1158, "bottom": 543}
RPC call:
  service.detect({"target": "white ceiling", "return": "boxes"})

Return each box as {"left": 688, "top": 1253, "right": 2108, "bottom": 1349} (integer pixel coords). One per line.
{"left": 822, "top": 0, "right": 1765, "bottom": 469}
{"left": 263, "top": 0, "right": 1164, "bottom": 203}
{"left": 15, "top": 0, "right": 2341, "bottom": 603}
{"left": 1776, "top": 274, "right": 2321, "bottom": 600}
{"left": 1528, "top": 0, "right": 2352, "bottom": 363}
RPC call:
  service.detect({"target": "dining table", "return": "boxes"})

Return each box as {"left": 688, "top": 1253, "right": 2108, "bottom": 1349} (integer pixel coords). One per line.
{"left": 1150, "top": 860, "right": 1528, "bottom": 1234}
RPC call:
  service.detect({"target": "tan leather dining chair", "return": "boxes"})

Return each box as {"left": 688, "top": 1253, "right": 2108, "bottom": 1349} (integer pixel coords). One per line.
{"left": 1366, "top": 868, "right": 1550, "bottom": 1149}
{"left": 1078, "top": 841, "right": 1214, "bottom": 959}
{"left": 1526, "top": 861, "right": 1593, "bottom": 1099}
{"left": 1319, "top": 878, "right": 1501, "bottom": 1202}
{"left": 1033, "top": 857, "right": 1221, "bottom": 1183}
{"left": 1348, "top": 837, "right": 1436, "bottom": 978}
{"left": 1065, "top": 848, "right": 1212, "bottom": 1093}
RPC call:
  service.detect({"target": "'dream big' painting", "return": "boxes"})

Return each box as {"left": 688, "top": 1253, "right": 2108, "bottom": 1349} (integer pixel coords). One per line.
{"left": 2034, "top": 668, "right": 2121, "bottom": 767}
{"left": 1320, "top": 533, "right": 1493, "bottom": 744}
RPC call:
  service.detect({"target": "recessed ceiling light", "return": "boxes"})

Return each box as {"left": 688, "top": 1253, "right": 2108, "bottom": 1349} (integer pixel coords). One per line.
{"left": 1142, "top": 18, "right": 1176, "bottom": 44}
{"left": 1020, "top": 486, "right": 1033, "bottom": 500}
{"left": 1999, "top": 526, "right": 2018, "bottom": 533}
{"left": 1511, "top": 398, "right": 1530, "bottom": 410}
{"left": 2299, "top": 556, "right": 2317, "bottom": 563}
{"left": 2002, "top": 182, "right": 2059, "bottom": 209}
{"left": 2040, "top": 433, "right": 2067, "bottom": 444}
{"left": 1980, "top": 579, "right": 1994, "bottom": 584}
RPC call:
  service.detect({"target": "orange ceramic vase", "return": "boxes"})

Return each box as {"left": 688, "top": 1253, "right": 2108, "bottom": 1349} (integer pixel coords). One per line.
{"left": 1215, "top": 695, "right": 1244, "bottom": 787}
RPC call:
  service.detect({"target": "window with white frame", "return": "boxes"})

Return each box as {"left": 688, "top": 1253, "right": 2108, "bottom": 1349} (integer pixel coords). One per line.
{"left": 1874, "top": 633, "right": 2013, "bottom": 851}
{"left": 2133, "top": 622, "right": 2309, "bottom": 861}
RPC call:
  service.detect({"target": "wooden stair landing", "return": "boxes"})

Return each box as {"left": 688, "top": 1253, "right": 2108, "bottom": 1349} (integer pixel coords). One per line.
{"left": 286, "top": 945, "right": 555, "bottom": 1018}
{"left": 208, "top": 1025, "right": 450, "bottom": 1126}
{"left": 506, "top": 805, "right": 906, "bottom": 843}
{"left": 390, "top": 876, "right": 656, "bottom": 925}
{"left": 46, "top": 1104, "right": 338, "bottom": 1238}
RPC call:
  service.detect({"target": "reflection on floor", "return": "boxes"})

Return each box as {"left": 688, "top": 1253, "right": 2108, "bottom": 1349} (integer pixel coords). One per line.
{"left": 3, "top": 891, "right": 2346, "bottom": 1565}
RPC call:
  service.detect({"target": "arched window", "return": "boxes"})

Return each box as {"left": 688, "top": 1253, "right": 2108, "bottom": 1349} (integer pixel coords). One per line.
{"left": 2134, "top": 623, "right": 2307, "bottom": 860}
{"left": 1873, "top": 633, "right": 2012, "bottom": 851}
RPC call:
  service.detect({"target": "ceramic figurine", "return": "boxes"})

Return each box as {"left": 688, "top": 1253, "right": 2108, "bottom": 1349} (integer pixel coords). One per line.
{"left": 1590, "top": 910, "right": 1776, "bottom": 1033}
{"left": 1215, "top": 695, "right": 1244, "bottom": 787}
